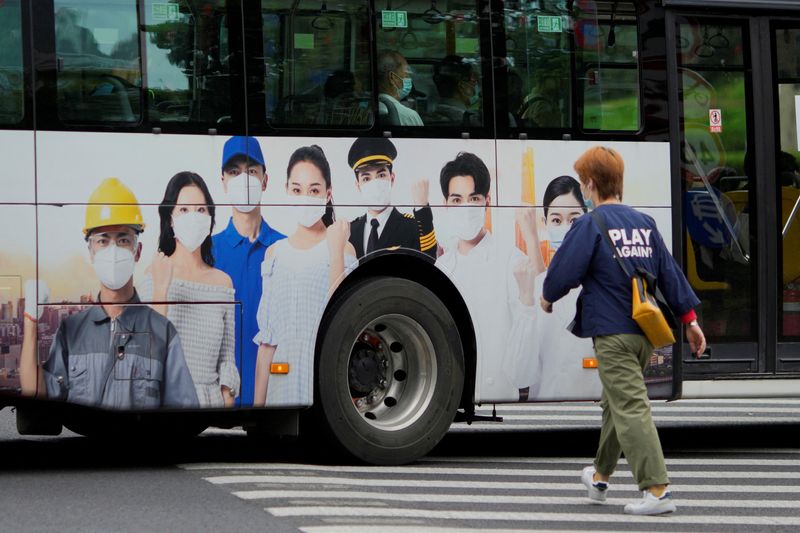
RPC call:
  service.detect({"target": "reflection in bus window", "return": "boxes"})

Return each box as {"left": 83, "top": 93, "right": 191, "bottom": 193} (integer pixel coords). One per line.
{"left": 0, "top": 0, "right": 24, "bottom": 125}
{"left": 504, "top": 1, "right": 571, "bottom": 129}
{"left": 502, "top": 0, "right": 640, "bottom": 132}
{"left": 54, "top": 0, "right": 142, "bottom": 124}
{"left": 576, "top": 1, "right": 640, "bottom": 131}
{"left": 261, "top": 1, "right": 373, "bottom": 128}
{"left": 142, "top": 0, "right": 233, "bottom": 124}
{"left": 375, "top": 0, "right": 483, "bottom": 129}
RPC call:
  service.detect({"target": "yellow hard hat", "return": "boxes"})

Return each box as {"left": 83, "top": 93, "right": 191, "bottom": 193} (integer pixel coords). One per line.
{"left": 83, "top": 178, "right": 145, "bottom": 235}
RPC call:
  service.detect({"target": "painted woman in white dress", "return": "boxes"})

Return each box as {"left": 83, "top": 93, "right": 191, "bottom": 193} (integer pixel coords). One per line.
{"left": 528, "top": 175, "right": 602, "bottom": 400}
{"left": 253, "top": 145, "right": 358, "bottom": 407}
{"left": 140, "top": 172, "right": 240, "bottom": 408}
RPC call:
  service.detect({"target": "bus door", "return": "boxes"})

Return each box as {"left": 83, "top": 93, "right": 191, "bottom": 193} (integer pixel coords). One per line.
{"left": 667, "top": 2, "right": 800, "bottom": 377}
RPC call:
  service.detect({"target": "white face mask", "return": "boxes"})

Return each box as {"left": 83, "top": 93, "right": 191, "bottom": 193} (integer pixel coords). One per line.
{"left": 93, "top": 245, "right": 136, "bottom": 291}
{"left": 226, "top": 173, "right": 263, "bottom": 213}
{"left": 448, "top": 205, "right": 485, "bottom": 241}
{"left": 172, "top": 211, "right": 212, "bottom": 253}
{"left": 359, "top": 178, "right": 392, "bottom": 212}
{"left": 289, "top": 194, "right": 327, "bottom": 228}
{"left": 547, "top": 225, "right": 570, "bottom": 251}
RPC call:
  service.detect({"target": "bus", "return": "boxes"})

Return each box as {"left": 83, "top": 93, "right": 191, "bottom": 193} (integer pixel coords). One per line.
{"left": 0, "top": 0, "right": 798, "bottom": 465}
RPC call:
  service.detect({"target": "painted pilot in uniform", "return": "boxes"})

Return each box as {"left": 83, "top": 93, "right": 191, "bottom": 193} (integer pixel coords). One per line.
{"left": 347, "top": 137, "right": 437, "bottom": 258}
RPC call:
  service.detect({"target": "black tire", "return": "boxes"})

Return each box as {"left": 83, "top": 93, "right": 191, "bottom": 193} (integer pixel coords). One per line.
{"left": 315, "top": 276, "right": 465, "bottom": 465}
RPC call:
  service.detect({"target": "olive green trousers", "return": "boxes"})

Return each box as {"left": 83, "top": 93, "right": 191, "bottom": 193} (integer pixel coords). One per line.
{"left": 593, "top": 334, "right": 670, "bottom": 490}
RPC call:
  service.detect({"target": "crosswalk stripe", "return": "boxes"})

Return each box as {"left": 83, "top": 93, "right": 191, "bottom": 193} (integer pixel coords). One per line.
{"left": 299, "top": 528, "right": 697, "bottom": 533}
{"left": 203, "top": 474, "right": 800, "bottom": 492}
{"left": 265, "top": 506, "right": 800, "bottom": 526}
{"left": 184, "top": 463, "right": 800, "bottom": 479}
{"left": 231, "top": 490, "right": 800, "bottom": 508}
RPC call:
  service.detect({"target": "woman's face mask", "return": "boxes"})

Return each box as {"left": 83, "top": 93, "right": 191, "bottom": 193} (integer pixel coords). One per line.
{"left": 289, "top": 194, "right": 327, "bottom": 228}
{"left": 172, "top": 211, "right": 212, "bottom": 253}
{"left": 547, "top": 225, "right": 570, "bottom": 251}
{"left": 92, "top": 245, "right": 136, "bottom": 290}
{"left": 448, "top": 205, "right": 485, "bottom": 241}
{"left": 226, "top": 173, "right": 263, "bottom": 213}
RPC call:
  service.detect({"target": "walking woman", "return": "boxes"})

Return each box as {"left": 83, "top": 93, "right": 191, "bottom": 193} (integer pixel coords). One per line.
{"left": 140, "top": 172, "right": 240, "bottom": 408}
{"left": 540, "top": 146, "right": 706, "bottom": 515}
{"left": 253, "top": 145, "right": 357, "bottom": 407}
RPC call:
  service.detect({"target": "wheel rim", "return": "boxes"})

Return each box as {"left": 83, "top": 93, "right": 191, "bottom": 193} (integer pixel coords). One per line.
{"left": 346, "top": 313, "right": 438, "bottom": 431}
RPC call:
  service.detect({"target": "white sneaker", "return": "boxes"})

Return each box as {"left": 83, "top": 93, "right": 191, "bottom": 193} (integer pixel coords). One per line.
{"left": 581, "top": 466, "right": 609, "bottom": 503}
{"left": 623, "top": 490, "right": 677, "bottom": 515}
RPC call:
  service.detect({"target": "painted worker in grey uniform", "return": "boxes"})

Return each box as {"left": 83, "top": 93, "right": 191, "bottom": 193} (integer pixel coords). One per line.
{"left": 39, "top": 178, "right": 198, "bottom": 409}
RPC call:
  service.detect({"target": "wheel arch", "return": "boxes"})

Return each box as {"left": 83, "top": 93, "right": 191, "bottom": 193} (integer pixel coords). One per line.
{"left": 319, "top": 250, "right": 477, "bottom": 412}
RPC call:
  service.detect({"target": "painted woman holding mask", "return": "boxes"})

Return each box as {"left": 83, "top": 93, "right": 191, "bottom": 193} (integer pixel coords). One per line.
{"left": 140, "top": 172, "right": 240, "bottom": 408}
{"left": 253, "top": 145, "right": 357, "bottom": 407}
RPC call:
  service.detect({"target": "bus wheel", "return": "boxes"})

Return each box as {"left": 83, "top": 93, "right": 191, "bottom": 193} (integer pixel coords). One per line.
{"left": 316, "top": 276, "right": 464, "bottom": 465}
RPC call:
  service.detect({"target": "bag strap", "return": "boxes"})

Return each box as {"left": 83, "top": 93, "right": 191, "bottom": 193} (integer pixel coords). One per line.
{"left": 590, "top": 210, "right": 632, "bottom": 279}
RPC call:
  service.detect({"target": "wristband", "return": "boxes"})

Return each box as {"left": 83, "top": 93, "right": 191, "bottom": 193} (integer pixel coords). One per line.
{"left": 687, "top": 320, "right": 699, "bottom": 327}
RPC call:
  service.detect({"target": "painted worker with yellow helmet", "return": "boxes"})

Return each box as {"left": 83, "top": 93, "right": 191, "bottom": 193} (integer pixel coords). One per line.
{"left": 27, "top": 178, "right": 199, "bottom": 410}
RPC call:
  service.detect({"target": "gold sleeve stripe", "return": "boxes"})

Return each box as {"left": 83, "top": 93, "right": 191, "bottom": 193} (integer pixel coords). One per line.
{"left": 420, "top": 241, "right": 437, "bottom": 251}
{"left": 420, "top": 233, "right": 437, "bottom": 246}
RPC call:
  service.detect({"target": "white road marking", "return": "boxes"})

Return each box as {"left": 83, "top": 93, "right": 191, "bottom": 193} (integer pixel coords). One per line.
{"left": 184, "top": 462, "right": 800, "bottom": 479}
{"left": 202, "top": 474, "right": 800, "bottom": 492}
{"left": 232, "top": 490, "right": 800, "bottom": 509}
{"left": 266, "top": 506, "right": 800, "bottom": 526}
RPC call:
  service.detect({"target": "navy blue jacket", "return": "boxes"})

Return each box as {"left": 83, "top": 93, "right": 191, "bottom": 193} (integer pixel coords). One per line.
{"left": 543, "top": 204, "right": 700, "bottom": 338}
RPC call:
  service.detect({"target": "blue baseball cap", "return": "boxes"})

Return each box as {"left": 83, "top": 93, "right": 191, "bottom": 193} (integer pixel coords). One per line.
{"left": 221, "top": 136, "right": 265, "bottom": 169}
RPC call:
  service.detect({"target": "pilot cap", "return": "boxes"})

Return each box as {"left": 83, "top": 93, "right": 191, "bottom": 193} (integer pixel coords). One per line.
{"left": 348, "top": 137, "right": 397, "bottom": 171}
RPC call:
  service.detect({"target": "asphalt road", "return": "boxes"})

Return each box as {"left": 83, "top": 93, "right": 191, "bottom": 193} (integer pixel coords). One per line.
{"left": 1, "top": 400, "right": 799, "bottom": 532}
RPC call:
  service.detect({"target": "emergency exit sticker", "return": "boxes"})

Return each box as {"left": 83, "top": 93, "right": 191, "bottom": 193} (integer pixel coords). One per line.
{"left": 152, "top": 3, "right": 179, "bottom": 21}
{"left": 537, "top": 16, "right": 563, "bottom": 33}
{"left": 709, "top": 108, "right": 722, "bottom": 133}
{"left": 382, "top": 10, "right": 408, "bottom": 29}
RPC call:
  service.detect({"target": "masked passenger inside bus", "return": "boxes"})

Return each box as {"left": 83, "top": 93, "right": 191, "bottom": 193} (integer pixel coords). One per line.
{"left": 347, "top": 137, "right": 437, "bottom": 259}
{"left": 429, "top": 55, "right": 480, "bottom": 127}
{"left": 435, "top": 152, "right": 538, "bottom": 402}
{"left": 253, "top": 145, "right": 357, "bottom": 407}
{"left": 19, "top": 178, "right": 198, "bottom": 410}
{"left": 377, "top": 50, "right": 424, "bottom": 126}
{"left": 140, "top": 172, "right": 240, "bottom": 408}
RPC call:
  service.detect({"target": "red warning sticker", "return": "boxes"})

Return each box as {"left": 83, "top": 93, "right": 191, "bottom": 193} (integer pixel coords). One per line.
{"left": 709, "top": 109, "right": 722, "bottom": 133}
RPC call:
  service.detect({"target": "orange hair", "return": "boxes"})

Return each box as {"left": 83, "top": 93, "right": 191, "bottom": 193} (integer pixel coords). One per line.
{"left": 573, "top": 146, "right": 624, "bottom": 201}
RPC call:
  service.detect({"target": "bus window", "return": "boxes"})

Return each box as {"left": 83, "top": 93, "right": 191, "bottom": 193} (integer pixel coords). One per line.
{"left": 53, "top": 0, "right": 141, "bottom": 125}
{"left": 142, "top": 1, "right": 234, "bottom": 125}
{"left": 505, "top": 2, "right": 571, "bottom": 129}
{"left": 576, "top": 1, "right": 640, "bottom": 132}
{"left": 375, "top": 1, "right": 484, "bottom": 129}
{"left": 501, "top": 0, "right": 640, "bottom": 132}
{"left": 261, "top": 1, "right": 374, "bottom": 129}
{"left": 0, "top": 0, "right": 24, "bottom": 125}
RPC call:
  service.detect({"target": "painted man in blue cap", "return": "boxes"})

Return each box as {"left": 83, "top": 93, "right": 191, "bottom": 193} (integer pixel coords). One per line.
{"left": 347, "top": 137, "right": 437, "bottom": 258}
{"left": 211, "top": 136, "right": 286, "bottom": 406}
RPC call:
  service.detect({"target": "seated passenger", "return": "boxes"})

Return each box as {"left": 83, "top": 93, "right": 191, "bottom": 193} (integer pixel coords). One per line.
{"left": 377, "top": 50, "right": 423, "bottom": 126}
{"left": 430, "top": 55, "right": 480, "bottom": 126}
{"left": 519, "top": 75, "right": 563, "bottom": 128}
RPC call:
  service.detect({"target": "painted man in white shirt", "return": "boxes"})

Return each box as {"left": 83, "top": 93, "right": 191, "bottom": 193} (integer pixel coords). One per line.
{"left": 434, "top": 152, "right": 538, "bottom": 402}
{"left": 377, "top": 50, "right": 424, "bottom": 127}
